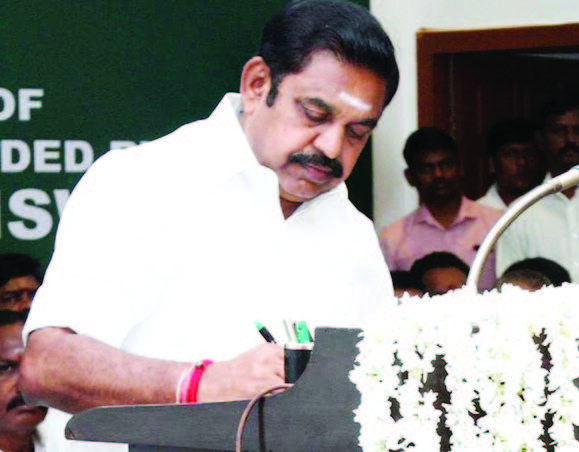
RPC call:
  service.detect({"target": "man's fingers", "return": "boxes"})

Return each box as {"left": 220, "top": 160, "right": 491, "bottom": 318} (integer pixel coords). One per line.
{"left": 196, "top": 343, "right": 286, "bottom": 402}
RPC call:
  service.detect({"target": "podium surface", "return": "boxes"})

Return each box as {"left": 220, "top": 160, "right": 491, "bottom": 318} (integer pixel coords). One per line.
{"left": 66, "top": 328, "right": 364, "bottom": 451}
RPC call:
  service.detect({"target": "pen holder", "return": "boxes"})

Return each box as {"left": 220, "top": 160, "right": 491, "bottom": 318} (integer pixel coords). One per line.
{"left": 284, "top": 342, "right": 313, "bottom": 384}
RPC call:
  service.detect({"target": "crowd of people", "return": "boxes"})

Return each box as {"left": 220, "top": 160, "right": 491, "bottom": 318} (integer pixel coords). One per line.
{"left": 0, "top": 1, "right": 577, "bottom": 451}
{"left": 382, "top": 88, "right": 579, "bottom": 298}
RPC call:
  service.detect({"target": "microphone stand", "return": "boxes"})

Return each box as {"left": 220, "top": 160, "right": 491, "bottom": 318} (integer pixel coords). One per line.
{"left": 465, "top": 167, "right": 579, "bottom": 293}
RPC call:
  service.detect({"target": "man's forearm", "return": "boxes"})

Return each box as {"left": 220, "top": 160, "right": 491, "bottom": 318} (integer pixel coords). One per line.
{"left": 20, "top": 327, "right": 286, "bottom": 413}
{"left": 20, "top": 328, "right": 187, "bottom": 413}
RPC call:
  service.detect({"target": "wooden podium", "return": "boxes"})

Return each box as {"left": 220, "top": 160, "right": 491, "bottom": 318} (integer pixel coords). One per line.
{"left": 65, "top": 328, "right": 364, "bottom": 451}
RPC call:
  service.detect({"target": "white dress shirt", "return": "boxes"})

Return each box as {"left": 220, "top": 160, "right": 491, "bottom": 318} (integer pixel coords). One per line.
{"left": 24, "top": 94, "right": 394, "bottom": 451}
{"left": 478, "top": 183, "right": 507, "bottom": 211}
{"left": 497, "top": 174, "right": 579, "bottom": 281}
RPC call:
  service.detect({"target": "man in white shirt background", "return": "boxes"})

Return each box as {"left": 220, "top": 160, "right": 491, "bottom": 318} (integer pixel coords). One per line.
{"left": 497, "top": 89, "right": 579, "bottom": 281}
{"left": 478, "top": 117, "right": 544, "bottom": 211}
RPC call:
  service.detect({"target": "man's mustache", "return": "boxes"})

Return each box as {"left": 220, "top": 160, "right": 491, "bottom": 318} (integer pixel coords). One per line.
{"left": 559, "top": 143, "right": 579, "bottom": 155}
{"left": 6, "top": 394, "right": 47, "bottom": 415}
{"left": 289, "top": 153, "right": 344, "bottom": 179}
{"left": 6, "top": 394, "right": 25, "bottom": 411}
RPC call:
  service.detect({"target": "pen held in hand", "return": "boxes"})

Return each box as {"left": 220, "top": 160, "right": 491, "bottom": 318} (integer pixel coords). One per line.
{"left": 255, "top": 321, "right": 276, "bottom": 343}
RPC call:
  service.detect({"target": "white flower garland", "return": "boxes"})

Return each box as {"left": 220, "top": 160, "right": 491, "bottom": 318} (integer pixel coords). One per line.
{"left": 350, "top": 284, "right": 579, "bottom": 451}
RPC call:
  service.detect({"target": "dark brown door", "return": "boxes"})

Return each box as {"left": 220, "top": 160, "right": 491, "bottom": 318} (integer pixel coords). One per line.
{"left": 417, "top": 25, "right": 579, "bottom": 199}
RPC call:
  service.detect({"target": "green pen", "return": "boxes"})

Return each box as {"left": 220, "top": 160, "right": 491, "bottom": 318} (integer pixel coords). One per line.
{"left": 255, "top": 321, "right": 276, "bottom": 343}
{"left": 293, "top": 321, "right": 313, "bottom": 344}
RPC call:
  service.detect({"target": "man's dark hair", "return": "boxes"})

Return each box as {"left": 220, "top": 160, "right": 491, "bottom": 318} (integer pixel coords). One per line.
{"left": 496, "top": 269, "right": 551, "bottom": 291}
{"left": 390, "top": 270, "right": 424, "bottom": 292}
{"left": 258, "top": 0, "right": 399, "bottom": 107}
{"left": 0, "top": 254, "right": 42, "bottom": 289}
{"left": 0, "top": 309, "right": 28, "bottom": 328}
{"left": 403, "top": 127, "right": 457, "bottom": 167}
{"left": 503, "top": 257, "right": 571, "bottom": 287}
{"left": 536, "top": 87, "right": 579, "bottom": 130}
{"left": 486, "top": 117, "right": 537, "bottom": 158}
{"left": 410, "top": 251, "right": 470, "bottom": 282}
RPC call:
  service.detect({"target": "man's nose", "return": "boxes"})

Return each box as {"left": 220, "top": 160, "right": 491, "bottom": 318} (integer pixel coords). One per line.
{"left": 515, "top": 153, "right": 528, "bottom": 167}
{"left": 3, "top": 290, "right": 35, "bottom": 312}
{"left": 314, "top": 125, "right": 345, "bottom": 160}
{"left": 564, "top": 128, "right": 579, "bottom": 145}
{"left": 433, "top": 165, "right": 445, "bottom": 178}
{"left": 15, "top": 296, "right": 32, "bottom": 312}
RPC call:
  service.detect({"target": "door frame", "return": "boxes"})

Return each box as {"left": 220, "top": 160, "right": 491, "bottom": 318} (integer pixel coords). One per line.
{"left": 417, "top": 23, "right": 579, "bottom": 129}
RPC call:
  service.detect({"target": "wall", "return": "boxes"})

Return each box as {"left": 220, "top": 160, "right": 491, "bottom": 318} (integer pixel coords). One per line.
{"left": 370, "top": 0, "right": 579, "bottom": 231}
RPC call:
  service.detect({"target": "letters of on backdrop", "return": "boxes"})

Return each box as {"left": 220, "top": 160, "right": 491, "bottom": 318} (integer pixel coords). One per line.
{"left": 0, "top": 1, "right": 298, "bottom": 266}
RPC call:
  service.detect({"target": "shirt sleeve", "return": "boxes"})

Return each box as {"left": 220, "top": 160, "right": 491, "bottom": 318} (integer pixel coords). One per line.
{"left": 24, "top": 149, "right": 163, "bottom": 347}
{"left": 496, "top": 219, "right": 530, "bottom": 278}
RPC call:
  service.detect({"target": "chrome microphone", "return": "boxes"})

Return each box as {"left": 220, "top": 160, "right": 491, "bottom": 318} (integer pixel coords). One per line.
{"left": 466, "top": 165, "right": 579, "bottom": 292}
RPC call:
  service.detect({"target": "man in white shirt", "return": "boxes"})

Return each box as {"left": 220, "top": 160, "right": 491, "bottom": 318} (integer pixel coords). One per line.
{"left": 478, "top": 117, "right": 543, "bottom": 210}
{"left": 19, "top": 1, "right": 400, "bottom": 450}
{"left": 497, "top": 89, "right": 579, "bottom": 281}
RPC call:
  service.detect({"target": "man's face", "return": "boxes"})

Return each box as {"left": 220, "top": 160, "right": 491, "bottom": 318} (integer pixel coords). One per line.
{"left": 0, "top": 323, "right": 47, "bottom": 437}
{"left": 241, "top": 51, "right": 387, "bottom": 209}
{"left": 0, "top": 276, "right": 39, "bottom": 312}
{"left": 494, "top": 142, "right": 541, "bottom": 195}
{"left": 422, "top": 267, "right": 467, "bottom": 295}
{"left": 540, "top": 109, "right": 579, "bottom": 176}
{"left": 407, "top": 149, "right": 461, "bottom": 203}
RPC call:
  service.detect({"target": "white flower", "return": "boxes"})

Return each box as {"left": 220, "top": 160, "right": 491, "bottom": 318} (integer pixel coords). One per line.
{"left": 352, "top": 284, "right": 579, "bottom": 451}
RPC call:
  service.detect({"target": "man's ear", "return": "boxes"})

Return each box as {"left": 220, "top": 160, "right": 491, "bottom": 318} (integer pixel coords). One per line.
{"left": 240, "top": 56, "right": 272, "bottom": 115}
{"left": 404, "top": 168, "right": 415, "bottom": 187}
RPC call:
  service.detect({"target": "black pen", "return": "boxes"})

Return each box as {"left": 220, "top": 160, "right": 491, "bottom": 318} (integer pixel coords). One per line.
{"left": 255, "top": 321, "right": 276, "bottom": 343}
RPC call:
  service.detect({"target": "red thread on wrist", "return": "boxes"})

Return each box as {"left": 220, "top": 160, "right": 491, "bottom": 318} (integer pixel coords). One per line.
{"left": 184, "top": 359, "right": 213, "bottom": 403}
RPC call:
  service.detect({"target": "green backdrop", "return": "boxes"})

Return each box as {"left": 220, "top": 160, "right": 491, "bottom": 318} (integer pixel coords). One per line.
{"left": 0, "top": 0, "right": 371, "bottom": 269}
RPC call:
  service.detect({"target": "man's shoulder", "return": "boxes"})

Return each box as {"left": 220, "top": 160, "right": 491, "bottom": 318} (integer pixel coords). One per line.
{"left": 84, "top": 97, "right": 250, "bottom": 191}
{"left": 463, "top": 197, "right": 503, "bottom": 222}
{"left": 85, "top": 119, "right": 206, "bottom": 171}
{"left": 506, "top": 195, "right": 562, "bottom": 230}
{"left": 477, "top": 185, "right": 506, "bottom": 211}
{"left": 94, "top": 93, "right": 245, "bottom": 167}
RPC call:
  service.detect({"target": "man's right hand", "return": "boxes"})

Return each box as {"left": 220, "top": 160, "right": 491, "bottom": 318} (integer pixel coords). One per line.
{"left": 196, "top": 343, "right": 285, "bottom": 402}
{"left": 21, "top": 328, "right": 286, "bottom": 413}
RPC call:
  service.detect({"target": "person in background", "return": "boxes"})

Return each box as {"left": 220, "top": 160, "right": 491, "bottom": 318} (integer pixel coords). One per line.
{"left": 379, "top": 127, "right": 502, "bottom": 290}
{"left": 501, "top": 257, "right": 571, "bottom": 287}
{"left": 0, "top": 310, "right": 47, "bottom": 452}
{"left": 478, "top": 117, "right": 544, "bottom": 210}
{"left": 0, "top": 254, "right": 43, "bottom": 312}
{"left": 497, "top": 89, "right": 579, "bottom": 282}
{"left": 409, "top": 251, "right": 470, "bottom": 296}
{"left": 19, "top": 2, "right": 400, "bottom": 451}
{"left": 495, "top": 269, "right": 551, "bottom": 292}
{"left": 390, "top": 270, "right": 424, "bottom": 298}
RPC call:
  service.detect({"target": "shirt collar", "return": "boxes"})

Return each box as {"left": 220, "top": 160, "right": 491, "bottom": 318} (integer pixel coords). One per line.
{"left": 414, "top": 196, "right": 476, "bottom": 228}
{"left": 543, "top": 172, "right": 579, "bottom": 203}
{"left": 290, "top": 183, "right": 348, "bottom": 219}
{"left": 207, "top": 93, "right": 348, "bottom": 216}
{"left": 206, "top": 93, "right": 261, "bottom": 170}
